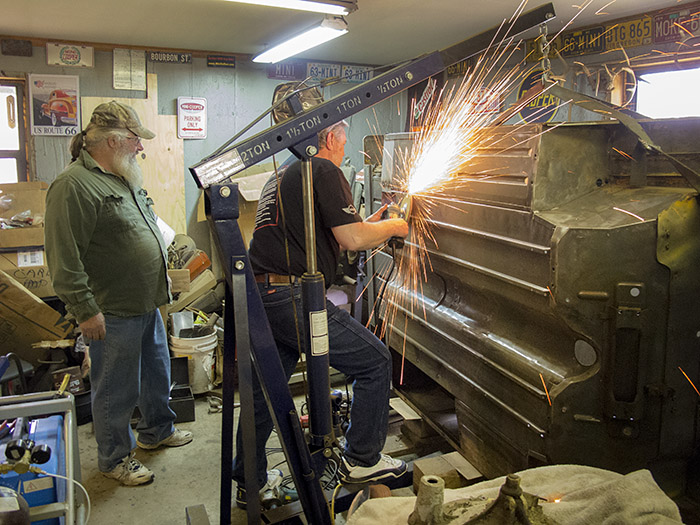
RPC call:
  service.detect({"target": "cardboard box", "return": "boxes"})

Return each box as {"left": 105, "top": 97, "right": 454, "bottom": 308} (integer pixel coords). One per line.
{"left": 167, "top": 269, "right": 217, "bottom": 314}
{"left": 0, "top": 249, "right": 55, "bottom": 297}
{"left": 167, "top": 269, "right": 191, "bottom": 293}
{"left": 0, "top": 182, "right": 47, "bottom": 249}
{"left": 0, "top": 270, "right": 72, "bottom": 366}
{"left": 412, "top": 451, "right": 483, "bottom": 493}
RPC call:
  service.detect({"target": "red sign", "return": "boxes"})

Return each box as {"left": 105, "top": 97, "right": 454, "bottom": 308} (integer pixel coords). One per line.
{"left": 177, "top": 96, "right": 207, "bottom": 139}
{"left": 413, "top": 78, "right": 437, "bottom": 121}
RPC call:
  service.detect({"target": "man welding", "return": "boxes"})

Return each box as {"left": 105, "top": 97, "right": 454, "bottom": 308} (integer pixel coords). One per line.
{"left": 233, "top": 119, "right": 409, "bottom": 508}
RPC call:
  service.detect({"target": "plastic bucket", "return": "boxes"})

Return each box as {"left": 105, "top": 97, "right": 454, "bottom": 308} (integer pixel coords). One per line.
{"left": 169, "top": 331, "right": 217, "bottom": 394}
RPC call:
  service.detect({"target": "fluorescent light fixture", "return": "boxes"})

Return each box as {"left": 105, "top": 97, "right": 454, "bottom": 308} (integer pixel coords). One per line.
{"left": 224, "top": 0, "right": 355, "bottom": 16}
{"left": 253, "top": 16, "right": 348, "bottom": 63}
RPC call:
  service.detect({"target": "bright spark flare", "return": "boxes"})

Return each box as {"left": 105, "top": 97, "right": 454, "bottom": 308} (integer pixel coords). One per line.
{"left": 368, "top": 2, "right": 574, "bottom": 346}
{"left": 540, "top": 373, "right": 552, "bottom": 406}
{"left": 613, "top": 206, "right": 644, "bottom": 222}
{"left": 612, "top": 147, "right": 634, "bottom": 160}
{"left": 679, "top": 366, "right": 700, "bottom": 397}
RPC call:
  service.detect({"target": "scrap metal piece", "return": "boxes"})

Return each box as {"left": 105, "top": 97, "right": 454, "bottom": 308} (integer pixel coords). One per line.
{"left": 406, "top": 474, "right": 557, "bottom": 524}
{"left": 409, "top": 475, "right": 447, "bottom": 525}
{"left": 461, "top": 474, "right": 557, "bottom": 524}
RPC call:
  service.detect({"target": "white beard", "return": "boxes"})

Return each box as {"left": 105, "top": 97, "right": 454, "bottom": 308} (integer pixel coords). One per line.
{"left": 113, "top": 148, "right": 144, "bottom": 189}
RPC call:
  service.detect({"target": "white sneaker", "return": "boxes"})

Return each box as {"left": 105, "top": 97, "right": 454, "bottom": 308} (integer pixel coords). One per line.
{"left": 235, "top": 469, "right": 284, "bottom": 509}
{"left": 103, "top": 455, "right": 154, "bottom": 486}
{"left": 137, "top": 428, "right": 193, "bottom": 450}
{"left": 339, "top": 453, "right": 407, "bottom": 484}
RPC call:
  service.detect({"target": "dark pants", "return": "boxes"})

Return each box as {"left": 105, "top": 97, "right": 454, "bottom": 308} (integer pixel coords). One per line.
{"left": 232, "top": 283, "right": 392, "bottom": 487}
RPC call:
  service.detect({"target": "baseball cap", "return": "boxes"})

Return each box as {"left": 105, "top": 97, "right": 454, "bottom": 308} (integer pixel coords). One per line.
{"left": 90, "top": 101, "right": 155, "bottom": 139}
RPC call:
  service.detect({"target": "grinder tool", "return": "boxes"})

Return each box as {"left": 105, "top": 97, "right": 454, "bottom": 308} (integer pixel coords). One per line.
{"left": 385, "top": 195, "right": 412, "bottom": 249}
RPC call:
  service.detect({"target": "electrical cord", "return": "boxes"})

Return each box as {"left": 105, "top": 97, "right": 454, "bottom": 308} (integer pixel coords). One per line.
{"left": 321, "top": 458, "right": 340, "bottom": 490}
{"left": 330, "top": 482, "right": 343, "bottom": 525}
{"left": 369, "top": 242, "right": 398, "bottom": 333}
{"left": 36, "top": 469, "right": 91, "bottom": 524}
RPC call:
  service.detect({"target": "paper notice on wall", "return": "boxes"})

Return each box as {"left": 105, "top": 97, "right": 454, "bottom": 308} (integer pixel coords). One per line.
{"left": 113, "top": 49, "right": 146, "bottom": 91}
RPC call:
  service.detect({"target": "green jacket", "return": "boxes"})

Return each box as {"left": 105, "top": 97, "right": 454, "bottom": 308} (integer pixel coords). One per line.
{"left": 45, "top": 149, "right": 169, "bottom": 323}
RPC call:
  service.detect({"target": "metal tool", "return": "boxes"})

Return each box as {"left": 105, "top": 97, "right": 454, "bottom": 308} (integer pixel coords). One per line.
{"left": 386, "top": 194, "right": 413, "bottom": 249}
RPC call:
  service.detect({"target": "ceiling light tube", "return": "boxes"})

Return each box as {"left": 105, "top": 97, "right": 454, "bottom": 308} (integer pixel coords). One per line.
{"left": 253, "top": 16, "right": 348, "bottom": 64}
{"left": 224, "top": 0, "right": 355, "bottom": 16}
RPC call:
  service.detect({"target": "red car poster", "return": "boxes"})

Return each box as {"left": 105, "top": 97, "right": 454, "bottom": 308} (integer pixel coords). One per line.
{"left": 29, "top": 74, "right": 80, "bottom": 136}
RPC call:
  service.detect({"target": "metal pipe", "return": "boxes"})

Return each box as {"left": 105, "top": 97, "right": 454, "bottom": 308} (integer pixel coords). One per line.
{"left": 301, "top": 158, "right": 317, "bottom": 273}
{"left": 64, "top": 408, "right": 75, "bottom": 525}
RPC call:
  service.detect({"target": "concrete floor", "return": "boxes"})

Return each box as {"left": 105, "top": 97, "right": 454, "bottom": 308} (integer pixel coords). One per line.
{"left": 77, "top": 387, "right": 416, "bottom": 524}
{"left": 78, "top": 395, "right": 222, "bottom": 524}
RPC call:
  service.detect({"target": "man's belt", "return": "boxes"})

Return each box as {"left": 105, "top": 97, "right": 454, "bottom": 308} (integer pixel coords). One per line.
{"left": 254, "top": 273, "right": 299, "bottom": 285}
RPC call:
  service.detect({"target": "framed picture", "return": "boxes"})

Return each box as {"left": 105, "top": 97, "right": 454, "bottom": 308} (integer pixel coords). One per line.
{"left": 29, "top": 74, "right": 80, "bottom": 136}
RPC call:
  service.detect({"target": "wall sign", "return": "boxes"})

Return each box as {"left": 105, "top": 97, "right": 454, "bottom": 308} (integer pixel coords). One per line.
{"left": 527, "top": 1, "right": 700, "bottom": 60}
{"left": 654, "top": 7, "right": 700, "bottom": 44}
{"left": 307, "top": 62, "right": 342, "bottom": 82}
{"left": 267, "top": 61, "right": 306, "bottom": 80}
{"left": 342, "top": 64, "right": 373, "bottom": 83}
{"left": 28, "top": 74, "right": 80, "bottom": 136}
{"left": 2, "top": 39, "right": 32, "bottom": 57}
{"left": 559, "top": 26, "right": 605, "bottom": 57}
{"left": 517, "top": 70, "right": 558, "bottom": 124}
{"left": 472, "top": 86, "right": 502, "bottom": 115}
{"left": 46, "top": 43, "right": 94, "bottom": 68}
{"left": 605, "top": 15, "right": 652, "bottom": 49}
{"left": 207, "top": 55, "right": 236, "bottom": 68}
{"left": 148, "top": 51, "right": 192, "bottom": 64}
{"left": 413, "top": 77, "right": 437, "bottom": 121}
{"left": 177, "top": 97, "right": 207, "bottom": 139}
{"left": 113, "top": 49, "right": 146, "bottom": 91}
{"left": 446, "top": 56, "right": 478, "bottom": 79}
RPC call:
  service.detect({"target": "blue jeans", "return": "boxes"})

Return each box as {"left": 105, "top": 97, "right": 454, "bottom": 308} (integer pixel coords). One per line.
{"left": 232, "top": 283, "right": 392, "bottom": 488}
{"left": 89, "top": 311, "right": 176, "bottom": 472}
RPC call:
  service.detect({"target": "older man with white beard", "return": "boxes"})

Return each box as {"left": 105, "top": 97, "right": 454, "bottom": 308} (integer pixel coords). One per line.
{"left": 45, "top": 101, "right": 192, "bottom": 486}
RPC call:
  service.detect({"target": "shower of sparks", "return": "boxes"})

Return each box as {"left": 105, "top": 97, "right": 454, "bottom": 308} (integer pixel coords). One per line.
{"left": 540, "top": 373, "right": 552, "bottom": 406}
{"left": 368, "top": 0, "right": 576, "bottom": 345}
{"left": 679, "top": 367, "right": 700, "bottom": 398}
{"left": 594, "top": 0, "right": 616, "bottom": 15}
{"left": 613, "top": 206, "right": 644, "bottom": 222}
{"left": 675, "top": 22, "right": 695, "bottom": 38}
{"left": 612, "top": 147, "right": 635, "bottom": 160}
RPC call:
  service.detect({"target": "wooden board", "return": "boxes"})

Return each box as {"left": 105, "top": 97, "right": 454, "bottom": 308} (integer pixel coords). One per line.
{"left": 81, "top": 74, "right": 186, "bottom": 234}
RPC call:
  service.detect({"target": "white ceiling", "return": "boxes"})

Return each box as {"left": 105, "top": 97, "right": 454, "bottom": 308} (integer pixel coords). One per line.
{"left": 2, "top": 0, "right": 692, "bottom": 66}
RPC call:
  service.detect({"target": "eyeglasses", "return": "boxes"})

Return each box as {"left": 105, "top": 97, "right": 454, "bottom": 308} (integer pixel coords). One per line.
{"left": 125, "top": 134, "right": 142, "bottom": 146}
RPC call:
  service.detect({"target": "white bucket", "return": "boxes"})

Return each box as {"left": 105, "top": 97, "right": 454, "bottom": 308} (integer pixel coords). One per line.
{"left": 170, "top": 331, "right": 217, "bottom": 394}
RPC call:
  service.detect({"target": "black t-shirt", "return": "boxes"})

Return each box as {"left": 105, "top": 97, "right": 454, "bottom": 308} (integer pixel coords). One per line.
{"left": 249, "top": 157, "right": 361, "bottom": 287}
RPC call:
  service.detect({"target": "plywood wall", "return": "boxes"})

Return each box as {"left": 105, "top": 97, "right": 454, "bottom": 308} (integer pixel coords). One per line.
{"left": 81, "top": 74, "right": 186, "bottom": 234}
